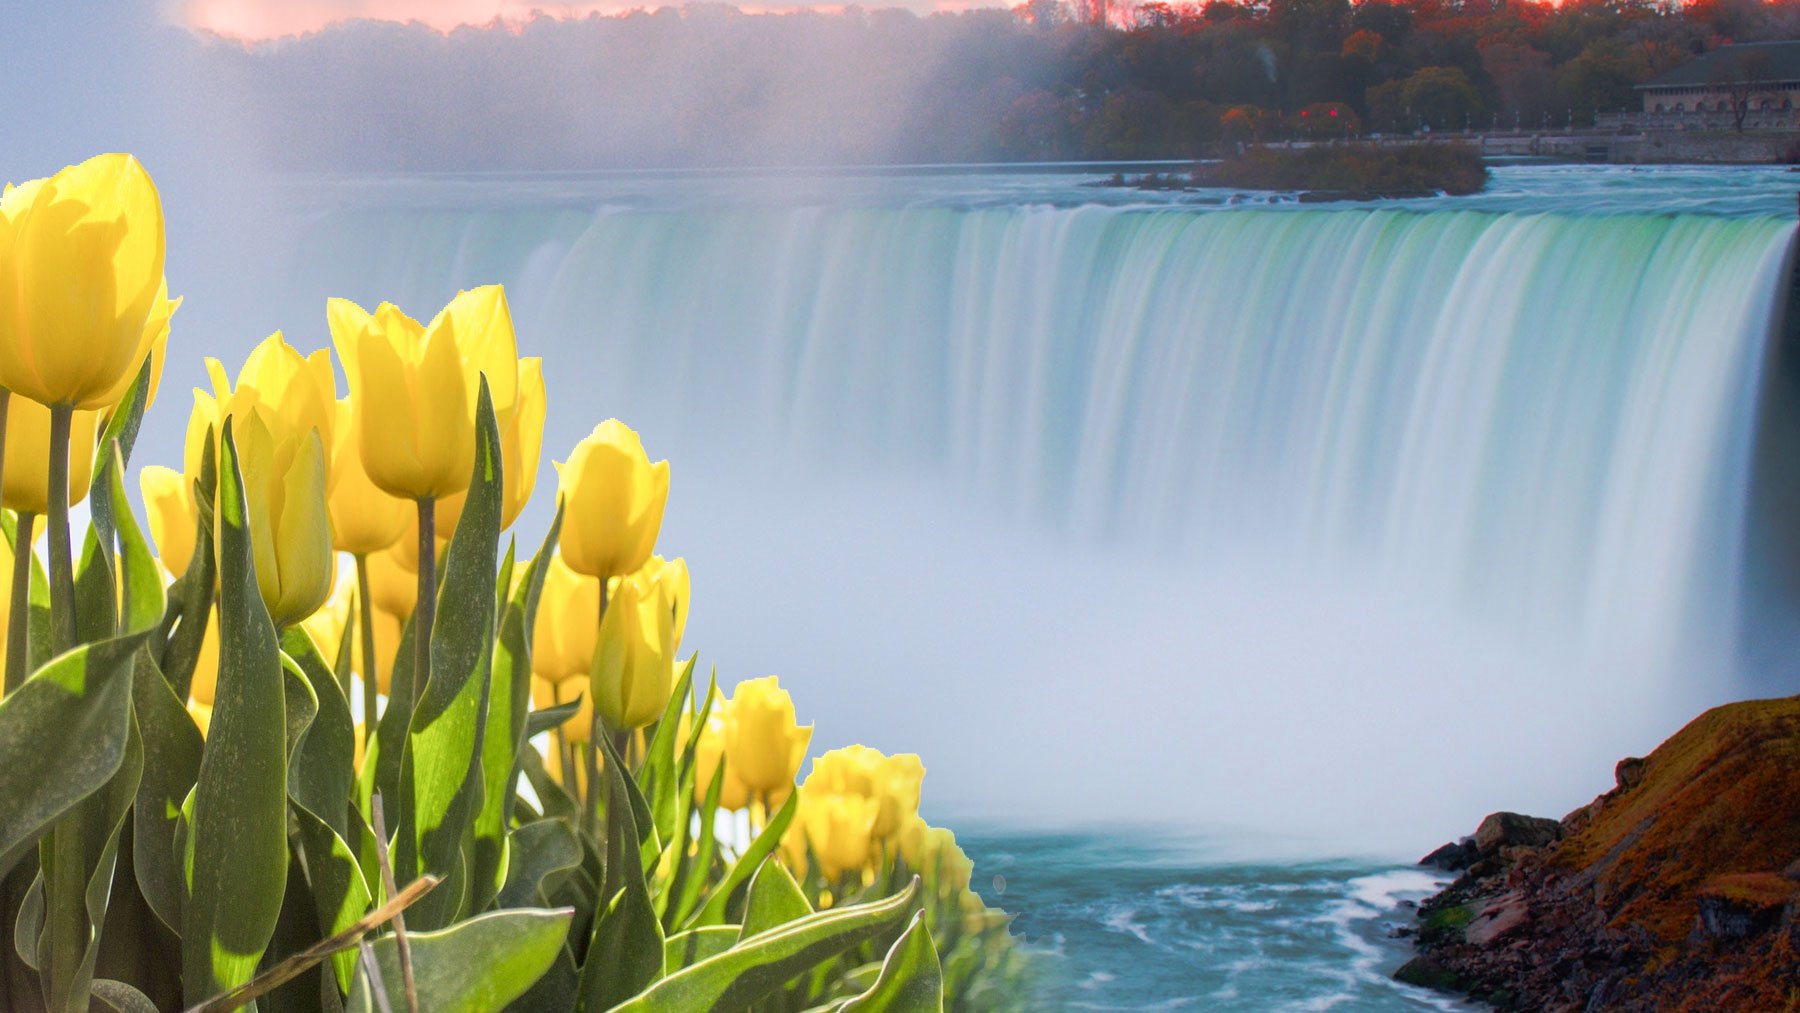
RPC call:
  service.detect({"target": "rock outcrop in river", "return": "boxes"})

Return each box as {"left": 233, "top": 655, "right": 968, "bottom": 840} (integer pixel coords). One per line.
{"left": 1399, "top": 696, "right": 1800, "bottom": 1010}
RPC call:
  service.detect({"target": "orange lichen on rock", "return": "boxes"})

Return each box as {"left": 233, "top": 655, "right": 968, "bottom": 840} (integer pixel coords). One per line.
{"left": 1401, "top": 696, "right": 1800, "bottom": 1011}
{"left": 1555, "top": 696, "right": 1800, "bottom": 946}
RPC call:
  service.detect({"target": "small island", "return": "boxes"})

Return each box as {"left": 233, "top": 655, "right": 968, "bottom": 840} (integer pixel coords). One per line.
{"left": 1105, "top": 143, "right": 1491, "bottom": 201}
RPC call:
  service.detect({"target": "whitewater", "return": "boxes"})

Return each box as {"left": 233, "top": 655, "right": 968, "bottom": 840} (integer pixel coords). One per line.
{"left": 156, "top": 162, "right": 1797, "bottom": 1007}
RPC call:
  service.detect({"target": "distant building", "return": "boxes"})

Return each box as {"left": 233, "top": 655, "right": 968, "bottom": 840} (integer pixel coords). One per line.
{"left": 1636, "top": 41, "right": 1800, "bottom": 131}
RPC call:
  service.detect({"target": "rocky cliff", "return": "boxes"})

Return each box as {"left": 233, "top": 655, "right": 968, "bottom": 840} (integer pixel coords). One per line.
{"left": 1398, "top": 696, "right": 1800, "bottom": 1010}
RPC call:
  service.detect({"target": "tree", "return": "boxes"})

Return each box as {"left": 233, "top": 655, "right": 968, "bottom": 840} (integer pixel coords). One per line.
{"left": 1710, "top": 49, "right": 1774, "bottom": 133}
{"left": 1399, "top": 66, "right": 1484, "bottom": 131}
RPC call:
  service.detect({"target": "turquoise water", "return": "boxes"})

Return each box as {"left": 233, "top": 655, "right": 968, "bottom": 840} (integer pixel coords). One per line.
{"left": 201, "top": 164, "right": 1796, "bottom": 1009}
{"left": 959, "top": 833, "right": 1469, "bottom": 1010}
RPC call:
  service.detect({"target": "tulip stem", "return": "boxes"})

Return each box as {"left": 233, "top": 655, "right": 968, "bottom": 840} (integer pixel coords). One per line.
{"left": 45, "top": 404, "right": 75, "bottom": 654}
{"left": 587, "top": 581, "right": 611, "bottom": 833}
{"left": 356, "top": 553, "right": 378, "bottom": 750}
{"left": 412, "top": 497, "right": 435, "bottom": 720}
{"left": 5, "top": 512, "right": 35, "bottom": 695}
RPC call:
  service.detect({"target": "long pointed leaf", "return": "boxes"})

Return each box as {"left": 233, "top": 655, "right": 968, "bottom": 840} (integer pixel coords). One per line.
{"left": 615, "top": 880, "right": 920, "bottom": 1013}
{"left": 180, "top": 420, "right": 288, "bottom": 1003}
{"left": 396, "top": 380, "right": 503, "bottom": 931}
{"left": 346, "top": 908, "right": 572, "bottom": 1013}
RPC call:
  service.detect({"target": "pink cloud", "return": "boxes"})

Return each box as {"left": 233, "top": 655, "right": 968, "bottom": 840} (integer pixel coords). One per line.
{"left": 177, "top": 0, "right": 999, "bottom": 39}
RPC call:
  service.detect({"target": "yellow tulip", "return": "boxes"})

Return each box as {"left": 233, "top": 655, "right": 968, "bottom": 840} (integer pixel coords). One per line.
{"left": 188, "top": 700, "right": 212, "bottom": 738}
{"left": 327, "top": 285, "right": 522, "bottom": 501}
{"left": 0, "top": 153, "right": 166, "bottom": 409}
{"left": 620, "top": 554, "right": 689, "bottom": 658}
{"left": 99, "top": 279, "right": 180, "bottom": 413}
{"left": 301, "top": 565, "right": 355, "bottom": 660}
{"left": 591, "top": 572, "right": 674, "bottom": 729}
{"left": 804, "top": 746, "right": 926, "bottom": 841}
{"left": 364, "top": 545, "right": 417, "bottom": 619}
{"left": 533, "top": 553, "right": 598, "bottom": 683}
{"left": 0, "top": 396, "right": 99, "bottom": 515}
{"left": 140, "top": 465, "right": 196, "bottom": 576}
{"left": 685, "top": 699, "right": 751, "bottom": 810}
{"left": 232, "top": 410, "right": 334, "bottom": 627}
{"left": 555, "top": 419, "right": 669, "bottom": 579}
{"left": 791, "top": 788, "right": 880, "bottom": 880}
{"left": 328, "top": 398, "right": 409, "bottom": 555}
{"left": 201, "top": 333, "right": 336, "bottom": 476}
{"left": 436, "top": 355, "right": 545, "bottom": 534}
{"left": 188, "top": 606, "right": 220, "bottom": 706}
{"left": 724, "top": 676, "right": 812, "bottom": 798}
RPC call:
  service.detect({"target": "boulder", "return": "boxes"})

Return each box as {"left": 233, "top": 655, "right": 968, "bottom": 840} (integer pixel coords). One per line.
{"left": 1474, "top": 812, "right": 1562, "bottom": 857}
{"left": 1614, "top": 756, "right": 1646, "bottom": 793}
{"left": 1419, "top": 838, "right": 1478, "bottom": 872}
{"left": 1694, "top": 874, "right": 1795, "bottom": 940}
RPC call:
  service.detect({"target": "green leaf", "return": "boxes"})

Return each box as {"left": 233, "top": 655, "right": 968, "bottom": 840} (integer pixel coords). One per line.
{"left": 638, "top": 656, "right": 696, "bottom": 856}
{"left": 90, "top": 977, "right": 160, "bottom": 1013}
{"left": 577, "top": 726, "right": 667, "bottom": 1011}
{"left": 282, "top": 627, "right": 356, "bottom": 838}
{"left": 526, "top": 700, "right": 582, "bottom": 740}
{"left": 396, "top": 379, "right": 504, "bottom": 931}
{"left": 36, "top": 708, "right": 143, "bottom": 1013}
{"left": 90, "top": 358, "right": 153, "bottom": 489}
{"left": 346, "top": 908, "right": 573, "bottom": 1013}
{"left": 689, "top": 790, "right": 799, "bottom": 929}
{"left": 836, "top": 912, "right": 943, "bottom": 1012}
{"left": 130, "top": 650, "right": 202, "bottom": 935}
{"left": 284, "top": 617, "right": 373, "bottom": 996}
{"left": 0, "top": 631, "right": 143, "bottom": 882}
{"left": 518, "top": 742, "right": 581, "bottom": 825}
{"left": 497, "top": 818, "right": 582, "bottom": 910}
{"left": 180, "top": 420, "right": 289, "bottom": 1004}
{"left": 361, "top": 609, "right": 414, "bottom": 815}
{"left": 294, "top": 807, "right": 374, "bottom": 995}
{"left": 738, "top": 858, "right": 813, "bottom": 941}
{"left": 662, "top": 926, "right": 737, "bottom": 975}
{"left": 614, "top": 879, "right": 921, "bottom": 1013}
{"left": 156, "top": 438, "right": 217, "bottom": 702}
{"left": 664, "top": 758, "right": 725, "bottom": 933}
{"left": 473, "top": 506, "right": 561, "bottom": 913}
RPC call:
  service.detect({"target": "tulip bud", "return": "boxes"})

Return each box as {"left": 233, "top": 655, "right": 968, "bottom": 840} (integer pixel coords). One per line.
{"left": 0, "top": 396, "right": 99, "bottom": 515}
{"left": 328, "top": 286, "right": 523, "bottom": 501}
{"left": 724, "top": 676, "right": 812, "bottom": 798}
{"left": 591, "top": 572, "right": 674, "bottom": 729}
{"left": 140, "top": 465, "right": 197, "bottom": 577}
{"left": 555, "top": 419, "right": 669, "bottom": 579}
{"left": 232, "top": 410, "right": 334, "bottom": 627}
{"left": 0, "top": 153, "right": 167, "bottom": 410}
{"left": 202, "top": 333, "right": 336, "bottom": 473}
{"left": 329, "top": 398, "right": 409, "bottom": 556}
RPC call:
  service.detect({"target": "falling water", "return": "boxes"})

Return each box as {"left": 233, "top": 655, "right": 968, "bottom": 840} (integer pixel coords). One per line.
{"left": 253, "top": 182, "right": 1794, "bottom": 852}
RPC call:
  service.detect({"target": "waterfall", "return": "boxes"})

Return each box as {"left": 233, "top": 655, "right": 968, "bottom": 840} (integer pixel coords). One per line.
{"left": 276, "top": 200, "right": 1795, "bottom": 850}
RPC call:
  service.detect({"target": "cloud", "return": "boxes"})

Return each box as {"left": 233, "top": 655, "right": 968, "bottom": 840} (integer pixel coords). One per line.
{"left": 175, "top": 0, "right": 995, "bottom": 38}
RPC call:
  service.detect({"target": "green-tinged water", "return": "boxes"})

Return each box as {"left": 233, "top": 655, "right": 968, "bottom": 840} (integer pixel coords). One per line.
{"left": 959, "top": 833, "right": 1469, "bottom": 1011}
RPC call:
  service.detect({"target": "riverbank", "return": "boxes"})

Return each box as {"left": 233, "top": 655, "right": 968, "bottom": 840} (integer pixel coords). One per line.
{"left": 1399, "top": 696, "right": 1800, "bottom": 1010}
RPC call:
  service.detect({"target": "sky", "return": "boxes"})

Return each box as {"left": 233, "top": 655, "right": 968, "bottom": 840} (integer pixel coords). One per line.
{"left": 176, "top": 0, "right": 990, "bottom": 37}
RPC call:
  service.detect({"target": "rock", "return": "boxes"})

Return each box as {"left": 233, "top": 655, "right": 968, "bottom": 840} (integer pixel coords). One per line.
{"left": 1465, "top": 891, "right": 1530, "bottom": 946}
{"left": 1783, "top": 858, "right": 1800, "bottom": 882}
{"left": 1695, "top": 874, "right": 1795, "bottom": 940}
{"left": 1614, "top": 756, "right": 1646, "bottom": 792}
{"left": 1394, "top": 954, "right": 1465, "bottom": 992}
{"left": 1474, "top": 812, "right": 1563, "bottom": 857}
{"left": 1419, "top": 838, "right": 1478, "bottom": 872}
